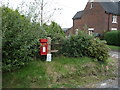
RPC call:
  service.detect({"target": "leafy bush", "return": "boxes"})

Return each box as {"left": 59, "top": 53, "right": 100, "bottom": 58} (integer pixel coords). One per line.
{"left": 104, "top": 31, "right": 120, "bottom": 46}
{"left": 2, "top": 7, "right": 65, "bottom": 71}
{"left": 60, "top": 31, "right": 109, "bottom": 62}
{"left": 60, "top": 31, "right": 92, "bottom": 57}
{"left": 43, "top": 22, "right": 65, "bottom": 36}
{"left": 2, "top": 7, "right": 46, "bottom": 71}
{"left": 86, "top": 38, "right": 109, "bottom": 61}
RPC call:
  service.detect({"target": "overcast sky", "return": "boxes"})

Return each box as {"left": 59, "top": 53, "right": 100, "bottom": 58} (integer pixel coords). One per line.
{"left": 1, "top": 0, "right": 119, "bottom": 28}
{"left": 55, "top": 0, "right": 88, "bottom": 28}
{"left": 2, "top": 0, "right": 88, "bottom": 28}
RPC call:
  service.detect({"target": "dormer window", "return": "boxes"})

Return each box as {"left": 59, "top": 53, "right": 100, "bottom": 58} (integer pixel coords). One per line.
{"left": 90, "top": 2, "right": 93, "bottom": 9}
{"left": 112, "top": 15, "right": 117, "bottom": 23}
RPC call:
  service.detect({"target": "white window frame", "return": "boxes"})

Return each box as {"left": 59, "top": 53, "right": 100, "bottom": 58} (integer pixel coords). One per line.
{"left": 68, "top": 34, "right": 71, "bottom": 38}
{"left": 90, "top": 0, "right": 94, "bottom": 2}
{"left": 111, "top": 28, "right": 117, "bottom": 31}
{"left": 112, "top": 15, "right": 117, "bottom": 23}
{"left": 75, "top": 29, "right": 79, "bottom": 35}
{"left": 88, "top": 28, "right": 94, "bottom": 36}
{"left": 90, "top": 2, "right": 93, "bottom": 9}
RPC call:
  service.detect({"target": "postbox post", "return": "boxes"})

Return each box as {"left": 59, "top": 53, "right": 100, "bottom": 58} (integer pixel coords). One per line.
{"left": 47, "top": 37, "right": 51, "bottom": 54}
{"left": 46, "top": 37, "right": 52, "bottom": 62}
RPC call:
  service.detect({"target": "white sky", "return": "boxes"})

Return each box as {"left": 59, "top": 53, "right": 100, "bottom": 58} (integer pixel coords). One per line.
{"left": 55, "top": 0, "right": 88, "bottom": 28}
{"left": 1, "top": 0, "right": 120, "bottom": 28}
{"left": 2, "top": 0, "right": 88, "bottom": 28}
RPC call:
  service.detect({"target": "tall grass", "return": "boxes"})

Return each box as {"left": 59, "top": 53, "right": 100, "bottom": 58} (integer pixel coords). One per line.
{"left": 2, "top": 56, "right": 116, "bottom": 88}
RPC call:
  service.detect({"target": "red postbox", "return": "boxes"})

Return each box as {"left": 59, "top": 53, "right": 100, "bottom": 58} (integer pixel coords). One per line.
{"left": 39, "top": 39, "right": 48, "bottom": 55}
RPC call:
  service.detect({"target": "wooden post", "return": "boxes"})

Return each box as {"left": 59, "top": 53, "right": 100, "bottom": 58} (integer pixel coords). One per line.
{"left": 46, "top": 37, "right": 52, "bottom": 61}
{"left": 47, "top": 37, "right": 51, "bottom": 54}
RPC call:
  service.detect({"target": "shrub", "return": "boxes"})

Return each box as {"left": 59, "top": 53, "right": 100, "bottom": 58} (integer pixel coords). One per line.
{"left": 104, "top": 31, "right": 120, "bottom": 46}
{"left": 2, "top": 7, "right": 45, "bottom": 71}
{"left": 86, "top": 38, "right": 109, "bottom": 61}
{"left": 2, "top": 7, "right": 65, "bottom": 71}
{"left": 60, "top": 31, "right": 109, "bottom": 62}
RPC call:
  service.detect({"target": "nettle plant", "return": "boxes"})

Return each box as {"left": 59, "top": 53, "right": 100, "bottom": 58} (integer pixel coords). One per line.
{"left": 60, "top": 31, "right": 109, "bottom": 62}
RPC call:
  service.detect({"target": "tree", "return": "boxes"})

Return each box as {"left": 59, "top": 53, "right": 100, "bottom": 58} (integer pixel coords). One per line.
{"left": 18, "top": 0, "right": 62, "bottom": 26}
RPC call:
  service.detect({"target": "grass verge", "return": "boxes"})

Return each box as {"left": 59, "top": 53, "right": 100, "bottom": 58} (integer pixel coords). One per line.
{"left": 2, "top": 56, "right": 117, "bottom": 88}
{"left": 108, "top": 45, "right": 120, "bottom": 51}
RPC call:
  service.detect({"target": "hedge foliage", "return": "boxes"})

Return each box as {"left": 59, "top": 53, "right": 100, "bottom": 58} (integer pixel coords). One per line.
{"left": 2, "top": 7, "right": 45, "bottom": 71}
{"left": 2, "top": 7, "right": 64, "bottom": 71}
{"left": 2, "top": 6, "right": 110, "bottom": 71}
{"left": 104, "top": 31, "right": 120, "bottom": 46}
{"left": 60, "top": 31, "right": 109, "bottom": 62}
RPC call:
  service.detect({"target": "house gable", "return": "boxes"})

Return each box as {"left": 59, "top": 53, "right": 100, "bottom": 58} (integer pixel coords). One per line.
{"left": 72, "top": 1, "right": 120, "bottom": 35}
{"left": 73, "top": 2, "right": 107, "bottom": 34}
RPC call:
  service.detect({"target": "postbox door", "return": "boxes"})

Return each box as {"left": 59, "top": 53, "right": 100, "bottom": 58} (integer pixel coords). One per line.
{"left": 40, "top": 43, "right": 48, "bottom": 55}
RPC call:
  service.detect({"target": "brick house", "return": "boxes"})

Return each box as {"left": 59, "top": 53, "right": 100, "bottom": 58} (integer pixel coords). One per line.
{"left": 66, "top": 1, "right": 120, "bottom": 36}
{"left": 64, "top": 27, "right": 74, "bottom": 37}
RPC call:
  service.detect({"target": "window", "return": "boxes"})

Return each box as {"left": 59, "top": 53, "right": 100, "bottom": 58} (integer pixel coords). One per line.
{"left": 90, "top": 2, "right": 93, "bottom": 9}
{"left": 112, "top": 15, "right": 117, "bottom": 23}
{"left": 111, "top": 28, "right": 117, "bottom": 31}
{"left": 89, "top": 30, "right": 93, "bottom": 36}
{"left": 75, "top": 29, "right": 78, "bottom": 35}
{"left": 88, "top": 28, "right": 94, "bottom": 35}
{"left": 68, "top": 34, "right": 71, "bottom": 38}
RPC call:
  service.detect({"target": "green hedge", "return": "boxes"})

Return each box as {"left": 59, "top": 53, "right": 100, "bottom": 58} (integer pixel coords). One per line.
{"left": 104, "top": 31, "right": 120, "bottom": 46}
{"left": 2, "top": 7, "right": 46, "bottom": 71}
{"left": 60, "top": 31, "right": 109, "bottom": 62}
{"left": 2, "top": 7, "right": 65, "bottom": 71}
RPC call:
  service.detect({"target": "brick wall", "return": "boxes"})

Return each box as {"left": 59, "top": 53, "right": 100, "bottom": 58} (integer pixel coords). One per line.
{"left": 65, "top": 27, "right": 74, "bottom": 36}
{"left": 118, "top": 16, "right": 120, "bottom": 30}
{"left": 73, "top": 2, "right": 119, "bottom": 35}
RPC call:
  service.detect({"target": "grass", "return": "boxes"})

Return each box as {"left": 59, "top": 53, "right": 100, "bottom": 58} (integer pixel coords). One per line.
{"left": 2, "top": 56, "right": 117, "bottom": 88}
{"left": 108, "top": 45, "right": 120, "bottom": 51}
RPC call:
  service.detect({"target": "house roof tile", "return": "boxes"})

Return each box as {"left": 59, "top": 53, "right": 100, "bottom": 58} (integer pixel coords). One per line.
{"left": 100, "top": 1, "right": 120, "bottom": 15}
{"left": 73, "top": 10, "right": 84, "bottom": 19}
